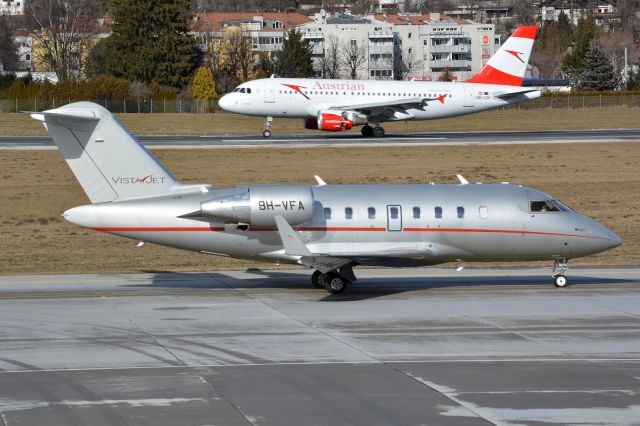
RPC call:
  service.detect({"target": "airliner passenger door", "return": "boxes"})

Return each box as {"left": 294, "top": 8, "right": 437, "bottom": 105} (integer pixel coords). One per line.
{"left": 387, "top": 205, "right": 402, "bottom": 231}
{"left": 264, "top": 83, "right": 275, "bottom": 103}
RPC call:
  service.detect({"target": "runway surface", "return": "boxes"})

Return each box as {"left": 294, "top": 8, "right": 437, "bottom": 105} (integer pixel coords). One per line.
{"left": 1, "top": 267, "right": 639, "bottom": 425}
{"left": 2, "top": 128, "right": 640, "bottom": 149}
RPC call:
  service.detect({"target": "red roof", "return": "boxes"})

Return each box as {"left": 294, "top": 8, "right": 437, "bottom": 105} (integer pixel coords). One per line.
{"left": 192, "top": 12, "right": 312, "bottom": 33}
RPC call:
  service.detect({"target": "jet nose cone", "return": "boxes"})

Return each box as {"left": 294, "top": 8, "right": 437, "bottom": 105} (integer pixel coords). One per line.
{"left": 218, "top": 94, "right": 233, "bottom": 112}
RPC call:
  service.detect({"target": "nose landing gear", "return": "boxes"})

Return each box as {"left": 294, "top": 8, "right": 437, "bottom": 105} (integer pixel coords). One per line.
{"left": 552, "top": 259, "right": 569, "bottom": 288}
{"left": 262, "top": 116, "right": 273, "bottom": 138}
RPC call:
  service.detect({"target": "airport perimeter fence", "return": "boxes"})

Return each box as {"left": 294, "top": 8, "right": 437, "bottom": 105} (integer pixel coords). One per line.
{"left": 0, "top": 98, "right": 219, "bottom": 114}
{"left": 1, "top": 94, "right": 640, "bottom": 114}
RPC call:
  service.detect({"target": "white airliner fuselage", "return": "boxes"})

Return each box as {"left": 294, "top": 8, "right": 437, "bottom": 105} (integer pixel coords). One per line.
{"left": 218, "top": 26, "right": 541, "bottom": 137}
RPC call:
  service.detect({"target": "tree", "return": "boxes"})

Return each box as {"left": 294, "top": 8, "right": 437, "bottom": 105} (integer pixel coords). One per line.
{"left": 84, "top": 37, "right": 108, "bottom": 78}
{"left": 438, "top": 68, "right": 455, "bottom": 81}
{"left": 319, "top": 35, "right": 341, "bottom": 79}
{"left": 531, "top": 12, "right": 574, "bottom": 77}
{"left": 562, "top": 15, "right": 599, "bottom": 81}
{"left": 394, "top": 45, "right": 419, "bottom": 80}
{"left": 0, "top": 16, "right": 19, "bottom": 72}
{"left": 626, "top": 63, "right": 640, "bottom": 91}
{"left": 273, "top": 29, "right": 314, "bottom": 78}
{"left": 578, "top": 45, "right": 617, "bottom": 91}
{"left": 340, "top": 39, "right": 367, "bottom": 80}
{"left": 192, "top": 66, "right": 217, "bottom": 100}
{"left": 26, "top": 0, "right": 102, "bottom": 81}
{"left": 107, "top": 0, "right": 197, "bottom": 88}
{"left": 211, "top": 26, "right": 254, "bottom": 91}
{"left": 513, "top": 0, "right": 535, "bottom": 26}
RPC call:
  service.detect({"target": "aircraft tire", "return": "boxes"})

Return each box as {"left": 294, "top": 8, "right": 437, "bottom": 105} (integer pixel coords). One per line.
{"left": 311, "top": 270, "right": 326, "bottom": 289}
{"left": 373, "top": 126, "right": 385, "bottom": 138}
{"left": 324, "top": 272, "right": 349, "bottom": 294}
{"left": 361, "top": 125, "right": 374, "bottom": 137}
{"left": 262, "top": 130, "right": 272, "bottom": 138}
{"left": 553, "top": 274, "right": 568, "bottom": 288}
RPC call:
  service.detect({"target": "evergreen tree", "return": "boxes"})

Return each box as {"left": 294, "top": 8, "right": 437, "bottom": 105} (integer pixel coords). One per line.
{"left": 192, "top": 66, "right": 217, "bottom": 100}
{"left": 562, "top": 16, "right": 599, "bottom": 81}
{"left": 578, "top": 46, "right": 617, "bottom": 91}
{"left": 273, "top": 29, "right": 314, "bottom": 78}
{"left": 627, "top": 64, "right": 640, "bottom": 91}
{"left": 107, "top": 0, "right": 197, "bottom": 88}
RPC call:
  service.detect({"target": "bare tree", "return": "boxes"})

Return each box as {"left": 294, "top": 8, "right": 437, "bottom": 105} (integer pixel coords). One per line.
{"left": 319, "top": 35, "right": 341, "bottom": 79}
{"left": 26, "top": 0, "right": 101, "bottom": 81}
{"left": 340, "top": 39, "right": 367, "bottom": 80}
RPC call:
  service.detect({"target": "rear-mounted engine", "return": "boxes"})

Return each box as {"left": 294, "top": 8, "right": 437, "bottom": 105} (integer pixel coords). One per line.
{"left": 199, "top": 185, "right": 315, "bottom": 227}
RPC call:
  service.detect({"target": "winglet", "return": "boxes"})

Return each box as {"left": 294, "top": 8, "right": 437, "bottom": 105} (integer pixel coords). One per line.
{"left": 274, "top": 215, "right": 312, "bottom": 256}
{"left": 456, "top": 174, "right": 469, "bottom": 185}
{"left": 314, "top": 175, "right": 327, "bottom": 186}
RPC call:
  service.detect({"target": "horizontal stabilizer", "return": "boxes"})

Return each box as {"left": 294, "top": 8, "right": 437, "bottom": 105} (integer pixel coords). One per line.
{"left": 494, "top": 89, "right": 540, "bottom": 100}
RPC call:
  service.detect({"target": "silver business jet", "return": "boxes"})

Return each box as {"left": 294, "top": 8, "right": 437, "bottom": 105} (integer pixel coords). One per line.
{"left": 32, "top": 103, "right": 622, "bottom": 293}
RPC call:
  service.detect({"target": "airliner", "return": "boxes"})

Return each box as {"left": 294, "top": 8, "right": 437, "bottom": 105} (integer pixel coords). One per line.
{"left": 31, "top": 101, "right": 622, "bottom": 294}
{"left": 218, "top": 26, "right": 541, "bottom": 137}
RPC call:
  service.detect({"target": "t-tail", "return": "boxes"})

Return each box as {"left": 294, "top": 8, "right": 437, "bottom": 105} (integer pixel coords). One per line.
{"left": 467, "top": 26, "right": 538, "bottom": 86}
{"left": 32, "top": 102, "right": 207, "bottom": 203}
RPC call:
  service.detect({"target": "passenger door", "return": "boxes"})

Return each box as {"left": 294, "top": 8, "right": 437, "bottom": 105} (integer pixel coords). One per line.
{"left": 387, "top": 205, "right": 402, "bottom": 232}
{"left": 264, "top": 83, "right": 275, "bottom": 103}
{"left": 463, "top": 85, "right": 475, "bottom": 107}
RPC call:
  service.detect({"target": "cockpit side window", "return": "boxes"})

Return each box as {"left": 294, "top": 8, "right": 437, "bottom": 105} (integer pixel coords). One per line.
{"left": 246, "top": 88, "right": 251, "bottom": 93}
{"left": 530, "top": 200, "right": 560, "bottom": 213}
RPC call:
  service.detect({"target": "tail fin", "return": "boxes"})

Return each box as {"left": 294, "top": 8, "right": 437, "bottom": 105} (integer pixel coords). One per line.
{"left": 32, "top": 102, "right": 178, "bottom": 203}
{"left": 466, "top": 26, "right": 538, "bottom": 86}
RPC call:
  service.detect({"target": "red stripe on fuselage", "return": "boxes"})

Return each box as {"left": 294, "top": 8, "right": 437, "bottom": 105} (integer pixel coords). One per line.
{"left": 90, "top": 226, "right": 605, "bottom": 239}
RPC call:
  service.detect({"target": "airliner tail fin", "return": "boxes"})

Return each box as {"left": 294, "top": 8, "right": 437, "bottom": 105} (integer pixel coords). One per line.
{"left": 466, "top": 26, "right": 538, "bottom": 86}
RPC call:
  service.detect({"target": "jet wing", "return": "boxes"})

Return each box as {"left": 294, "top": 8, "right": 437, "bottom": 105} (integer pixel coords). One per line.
{"left": 330, "top": 96, "right": 445, "bottom": 117}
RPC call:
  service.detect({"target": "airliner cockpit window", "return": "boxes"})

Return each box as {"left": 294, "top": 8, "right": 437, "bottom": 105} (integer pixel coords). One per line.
{"left": 530, "top": 200, "right": 560, "bottom": 213}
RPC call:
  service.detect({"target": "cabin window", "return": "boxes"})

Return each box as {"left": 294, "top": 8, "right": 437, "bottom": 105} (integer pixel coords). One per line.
{"left": 530, "top": 201, "right": 561, "bottom": 213}
{"left": 457, "top": 206, "right": 465, "bottom": 218}
{"left": 389, "top": 207, "right": 399, "bottom": 219}
{"left": 479, "top": 206, "right": 489, "bottom": 219}
{"left": 345, "top": 207, "right": 353, "bottom": 219}
{"left": 368, "top": 207, "right": 376, "bottom": 219}
{"left": 323, "top": 207, "right": 332, "bottom": 219}
{"left": 435, "top": 206, "right": 443, "bottom": 219}
{"left": 413, "top": 207, "right": 421, "bottom": 219}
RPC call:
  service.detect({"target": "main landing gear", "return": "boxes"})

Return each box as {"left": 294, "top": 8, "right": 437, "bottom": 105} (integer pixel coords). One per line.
{"left": 361, "top": 124, "right": 385, "bottom": 138}
{"left": 552, "top": 259, "right": 569, "bottom": 288}
{"left": 311, "top": 270, "right": 352, "bottom": 294}
{"left": 262, "top": 116, "right": 273, "bottom": 138}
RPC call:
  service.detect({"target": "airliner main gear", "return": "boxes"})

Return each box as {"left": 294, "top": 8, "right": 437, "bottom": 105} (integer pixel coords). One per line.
{"left": 373, "top": 126, "right": 385, "bottom": 138}
{"left": 361, "top": 125, "right": 373, "bottom": 137}
{"left": 323, "top": 272, "right": 349, "bottom": 294}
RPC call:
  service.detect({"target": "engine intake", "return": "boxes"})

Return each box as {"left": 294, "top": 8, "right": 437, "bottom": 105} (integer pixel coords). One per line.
{"left": 200, "top": 185, "right": 315, "bottom": 227}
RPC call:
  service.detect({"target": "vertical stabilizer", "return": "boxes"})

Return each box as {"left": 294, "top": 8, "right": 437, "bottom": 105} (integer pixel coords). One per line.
{"left": 32, "top": 102, "right": 178, "bottom": 203}
{"left": 466, "top": 26, "right": 538, "bottom": 86}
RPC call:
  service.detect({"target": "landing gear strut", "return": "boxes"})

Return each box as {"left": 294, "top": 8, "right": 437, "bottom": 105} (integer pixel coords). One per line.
{"left": 552, "top": 259, "right": 568, "bottom": 288}
{"left": 262, "top": 116, "right": 273, "bottom": 138}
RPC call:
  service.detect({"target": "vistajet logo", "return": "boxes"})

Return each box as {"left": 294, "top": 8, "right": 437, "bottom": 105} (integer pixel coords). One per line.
{"left": 111, "top": 174, "right": 166, "bottom": 184}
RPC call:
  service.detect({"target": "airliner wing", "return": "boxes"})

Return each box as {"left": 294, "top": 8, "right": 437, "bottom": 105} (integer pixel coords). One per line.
{"left": 331, "top": 96, "right": 444, "bottom": 116}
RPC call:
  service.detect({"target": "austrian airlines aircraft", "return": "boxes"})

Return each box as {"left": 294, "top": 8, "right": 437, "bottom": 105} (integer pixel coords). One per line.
{"left": 31, "top": 101, "right": 622, "bottom": 294}
{"left": 219, "top": 26, "right": 541, "bottom": 137}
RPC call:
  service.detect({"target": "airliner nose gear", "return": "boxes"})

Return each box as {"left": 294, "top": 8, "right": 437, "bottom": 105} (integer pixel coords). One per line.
{"left": 263, "top": 116, "right": 273, "bottom": 138}
{"left": 552, "top": 259, "right": 569, "bottom": 287}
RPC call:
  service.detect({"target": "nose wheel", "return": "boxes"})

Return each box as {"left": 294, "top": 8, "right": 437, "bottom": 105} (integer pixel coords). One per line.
{"left": 262, "top": 116, "right": 273, "bottom": 138}
{"left": 551, "top": 259, "right": 569, "bottom": 288}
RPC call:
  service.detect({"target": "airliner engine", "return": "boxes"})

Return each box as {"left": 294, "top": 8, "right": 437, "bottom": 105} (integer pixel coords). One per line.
{"left": 304, "top": 110, "right": 367, "bottom": 132}
{"left": 200, "top": 185, "right": 314, "bottom": 227}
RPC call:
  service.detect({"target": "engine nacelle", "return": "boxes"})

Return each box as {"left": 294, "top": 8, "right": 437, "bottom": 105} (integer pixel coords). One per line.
{"left": 315, "top": 110, "right": 367, "bottom": 132}
{"left": 200, "top": 185, "right": 314, "bottom": 227}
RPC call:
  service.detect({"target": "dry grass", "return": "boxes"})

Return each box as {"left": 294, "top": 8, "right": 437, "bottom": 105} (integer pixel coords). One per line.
{"left": 0, "top": 142, "right": 638, "bottom": 275}
{"left": 2, "top": 106, "right": 640, "bottom": 136}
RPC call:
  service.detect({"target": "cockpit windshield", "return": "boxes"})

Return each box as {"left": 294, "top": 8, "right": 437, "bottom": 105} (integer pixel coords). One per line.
{"left": 232, "top": 87, "right": 251, "bottom": 94}
{"left": 530, "top": 200, "right": 573, "bottom": 213}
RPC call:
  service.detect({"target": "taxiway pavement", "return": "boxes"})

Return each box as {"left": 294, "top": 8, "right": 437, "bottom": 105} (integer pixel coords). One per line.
{"left": 2, "top": 128, "right": 640, "bottom": 149}
{"left": 0, "top": 267, "right": 639, "bottom": 425}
